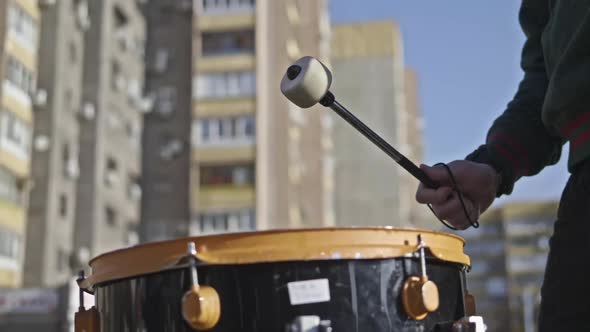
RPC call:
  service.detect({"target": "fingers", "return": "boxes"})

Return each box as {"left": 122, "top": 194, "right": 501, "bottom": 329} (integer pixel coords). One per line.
{"left": 430, "top": 192, "right": 480, "bottom": 230}
{"left": 420, "top": 164, "right": 453, "bottom": 187}
{"left": 416, "top": 184, "right": 453, "bottom": 205}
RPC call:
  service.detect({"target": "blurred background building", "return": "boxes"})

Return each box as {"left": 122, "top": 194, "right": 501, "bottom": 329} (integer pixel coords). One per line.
{"left": 140, "top": 0, "right": 193, "bottom": 242}
{"left": 23, "top": 0, "right": 147, "bottom": 289}
{"left": 0, "top": 0, "right": 40, "bottom": 288}
{"left": 25, "top": 0, "right": 88, "bottom": 288}
{"left": 330, "top": 21, "right": 427, "bottom": 228}
{"left": 460, "top": 200, "right": 557, "bottom": 332}
{"left": 72, "top": 0, "right": 146, "bottom": 261}
{"left": 189, "top": 0, "right": 333, "bottom": 235}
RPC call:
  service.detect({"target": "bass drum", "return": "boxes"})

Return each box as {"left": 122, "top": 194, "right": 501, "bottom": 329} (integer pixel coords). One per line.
{"left": 76, "top": 228, "right": 476, "bottom": 332}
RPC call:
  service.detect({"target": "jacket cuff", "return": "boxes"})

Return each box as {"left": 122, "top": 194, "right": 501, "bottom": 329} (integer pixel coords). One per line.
{"left": 465, "top": 145, "right": 517, "bottom": 197}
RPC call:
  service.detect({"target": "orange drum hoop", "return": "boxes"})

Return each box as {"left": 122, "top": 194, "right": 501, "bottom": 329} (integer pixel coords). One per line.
{"left": 79, "top": 227, "right": 470, "bottom": 291}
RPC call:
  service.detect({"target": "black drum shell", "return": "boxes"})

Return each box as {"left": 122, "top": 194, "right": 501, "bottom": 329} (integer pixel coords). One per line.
{"left": 95, "top": 257, "right": 467, "bottom": 332}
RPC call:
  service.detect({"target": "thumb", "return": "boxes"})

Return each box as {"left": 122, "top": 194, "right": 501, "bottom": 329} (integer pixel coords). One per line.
{"left": 420, "top": 164, "right": 452, "bottom": 187}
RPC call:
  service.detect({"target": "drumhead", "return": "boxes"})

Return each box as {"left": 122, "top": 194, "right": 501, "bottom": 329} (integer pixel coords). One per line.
{"left": 80, "top": 227, "right": 470, "bottom": 290}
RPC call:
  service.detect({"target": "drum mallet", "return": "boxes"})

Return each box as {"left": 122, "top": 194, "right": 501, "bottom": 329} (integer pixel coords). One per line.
{"left": 280, "top": 56, "right": 439, "bottom": 189}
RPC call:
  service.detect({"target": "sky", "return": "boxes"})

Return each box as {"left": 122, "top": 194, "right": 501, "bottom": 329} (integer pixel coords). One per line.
{"left": 330, "top": 1, "right": 569, "bottom": 204}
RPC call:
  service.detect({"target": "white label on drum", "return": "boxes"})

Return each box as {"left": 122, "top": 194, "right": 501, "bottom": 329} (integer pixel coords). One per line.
{"left": 287, "top": 279, "right": 331, "bottom": 305}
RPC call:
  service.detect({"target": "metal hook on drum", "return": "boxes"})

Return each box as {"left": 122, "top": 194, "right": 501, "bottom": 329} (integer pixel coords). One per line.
{"left": 402, "top": 234, "right": 440, "bottom": 320}
{"left": 181, "top": 242, "right": 221, "bottom": 330}
{"left": 74, "top": 270, "right": 100, "bottom": 332}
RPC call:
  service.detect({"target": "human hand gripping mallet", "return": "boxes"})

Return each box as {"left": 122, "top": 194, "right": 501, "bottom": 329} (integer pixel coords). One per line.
{"left": 280, "top": 56, "right": 479, "bottom": 230}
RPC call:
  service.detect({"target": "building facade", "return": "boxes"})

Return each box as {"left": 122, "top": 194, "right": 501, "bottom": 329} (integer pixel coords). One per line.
{"left": 460, "top": 209, "right": 511, "bottom": 332}
{"left": 330, "top": 21, "right": 425, "bottom": 228}
{"left": 190, "top": 0, "right": 332, "bottom": 235}
{"left": 73, "top": 0, "right": 146, "bottom": 261}
{"left": 140, "top": 0, "right": 193, "bottom": 242}
{"left": 459, "top": 201, "right": 558, "bottom": 332}
{"left": 502, "top": 201, "right": 556, "bottom": 332}
{"left": 24, "top": 0, "right": 89, "bottom": 288}
{"left": 0, "top": 0, "right": 40, "bottom": 288}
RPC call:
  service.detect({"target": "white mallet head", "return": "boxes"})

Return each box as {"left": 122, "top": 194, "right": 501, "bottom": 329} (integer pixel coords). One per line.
{"left": 280, "top": 56, "right": 333, "bottom": 108}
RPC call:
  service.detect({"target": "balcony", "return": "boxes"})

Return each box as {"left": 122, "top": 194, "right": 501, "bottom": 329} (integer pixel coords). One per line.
{"left": 194, "top": 97, "right": 255, "bottom": 117}
{"left": 0, "top": 266, "right": 20, "bottom": 287}
{"left": 199, "top": 0, "right": 255, "bottom": 16}
{"left": 196, "top": 53, "right": 256, "bottom": 73}
{"left": 2, "top": 81, "right": 33, "bottom": 121}
{"left": 0, "top": 144, "right": 30, "bottom": 179}
{"left": 15, "top": 0, "right": 40, "bottom": 20}
{"left": 198, "top": 13, "right": 255, "bottom": 31}
{"left": 193, "top": 145, "right": 255, "bottom": 163}
{"left": 4, "top": 35, "right": 37, "bottom": 72}
{"left": 196, "top": 185, "right": 255, "bottom": 210}
{"left": 0, "top": 199, "right": 26, "bottom": 234}
{"left": 197, "top": 0, "right": 255, "bottom": 31}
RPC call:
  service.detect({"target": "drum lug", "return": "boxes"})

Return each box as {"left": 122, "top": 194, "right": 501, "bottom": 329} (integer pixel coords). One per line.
{"left": 285, "top": 316, "right": 332, "bottom": 332}
{"left": 74, "top": 271, "right": 100, "bottom": 332}
{"left": 464, "top": 292, "right": 477, "bottom": 316}
{"left": 181, "top": 242, "right": 221, "bottom": 331}
{"left": 402, "top": 234, "right": 440, "bottom": 320}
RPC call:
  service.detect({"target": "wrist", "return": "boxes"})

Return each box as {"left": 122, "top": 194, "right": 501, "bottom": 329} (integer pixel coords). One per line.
{"left": 466, "top": 145, "right": 511, "bottom": 197}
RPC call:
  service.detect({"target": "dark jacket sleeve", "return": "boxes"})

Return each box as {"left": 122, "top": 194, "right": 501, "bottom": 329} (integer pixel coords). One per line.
{"left": 466, "top": 0, "right": 564, "bottom": 197}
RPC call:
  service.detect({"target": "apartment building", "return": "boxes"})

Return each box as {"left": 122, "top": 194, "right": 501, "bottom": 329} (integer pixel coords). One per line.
{"left": 330, "top": 21, "right": 425, "bottom": 228}
{"left": 72, "top": 0, "right": 146, "bottom": 260}
{"left": 0, "top": 0, "right": 40, "bottom": 288}
{"left": 189, "top": 0, "right": 333, "bottom": 234}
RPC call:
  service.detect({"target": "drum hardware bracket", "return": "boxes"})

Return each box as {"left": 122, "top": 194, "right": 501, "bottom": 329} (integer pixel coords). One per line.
{"left": 181, "top": 241, "right": 221, "bottom": 331}
{"left": 285, "top": 315, "right": 332, "bottom": 332}
{"left": 74, "top": 270, "right": 100, "bottom": 332}
{"left": 402, "top": 234, "right": 440, "bottom": 320}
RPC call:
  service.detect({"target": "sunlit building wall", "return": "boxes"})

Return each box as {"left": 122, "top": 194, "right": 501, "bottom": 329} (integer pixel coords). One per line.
{"left": 0, "top": 0, "right": 40, "bottom": 288}
{"left": 23, "top": 0, "right": 89, "bottom": 288}
{"left": 330, "top": 21, "right": 425, "bottom": 228}
{"left": 190, "top": 0, "right": 332, "bottom": 234}
{"left": 72, "top": 0, "right": 146, "bottom": 262}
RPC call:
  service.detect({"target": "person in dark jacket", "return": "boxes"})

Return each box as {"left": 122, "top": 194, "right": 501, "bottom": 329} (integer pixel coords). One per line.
{"left": 415, "top": 1, "right": 590, "bottom": 331}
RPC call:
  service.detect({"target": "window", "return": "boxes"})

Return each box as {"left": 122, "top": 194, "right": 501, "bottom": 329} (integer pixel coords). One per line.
{"left": 62, "top": 143, "right": 71, "bottom": 165}
{"left": 125, "top": 223, "right": 139, "bottom": 246}
{"left": 202, "top": 0, "right": 255, "bottom": 14}
{"left": 194, "top": 71, "right": 255, "bottom": 99}
{"left": 105, "top": 157, "right": 119, "bottom": 186}
{"left": 195, "top": 115, "right": 256, "bottom": 146}
{"left": 105, "top": 206, "right": 117, "bottom": 226}
{"left": 485, "top": 277, "right": 507, "bottom": 297}
{"left": 200, "top": 164, "right": 255, "bottom": 186}
{"left": 508, "top": 254, "right": 548, "bottom": 273}
{"left": 7, "top": 3, "right": 38, "bottom": 50}
{"left": 69, "top": 41, "right": 78, "bottom": 64}
{"left": 202, "top": 29, "right": 255, "bottom": 56}
{"left": 0, "top": 167, "right": 22, "bottom": 205}
{"left": 0, "top": 228, "right": 21, "bottom": 260}
{"left": 155, "top": 87, "right": 177, "bottom": 117}
{"left": 127, "top": 174, "right": 141, "bottom": 201}
{"left": 59, "top": 194, "right": 68, "bottom": 218}
{"left": 0, "top": 111, "right": 31, "bottom": 159}
{"left": 56, "top": 248, "right": 69, "bottom": 272}
{"left": 196, "top": 209, "right": 255, "bottom": 235}
{"left": 64, "top": 89, "right": 73, "bottom": 110}
{"left": 113, "top": 6, "right": 128, "bottom": 28}
{"left": 111, "top": 61, "right": 125, "bottom": 91}
{"left": 5, "top": 56, "right": 36, "bottom": 94}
